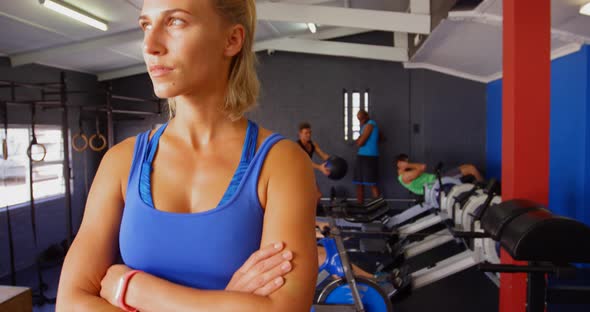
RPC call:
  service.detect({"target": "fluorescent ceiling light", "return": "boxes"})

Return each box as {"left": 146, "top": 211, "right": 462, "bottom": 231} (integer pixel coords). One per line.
{"left": 40, "top": 0, "right": 108, "bottom": 31}
{"left": 581, "top": 2, "right": 590, "bottom": 16}
{"left": 307, "top": 23, "right": 317, "bottom": 34}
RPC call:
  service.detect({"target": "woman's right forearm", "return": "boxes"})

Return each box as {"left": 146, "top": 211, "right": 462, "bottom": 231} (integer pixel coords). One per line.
{"left": 57, "top": 292, "right": 121, "bottom": 312}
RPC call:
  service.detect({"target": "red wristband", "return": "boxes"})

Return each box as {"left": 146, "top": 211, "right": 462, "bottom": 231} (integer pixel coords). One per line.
{"left": 115, "top": 270, "right": 141, "bottom": 312}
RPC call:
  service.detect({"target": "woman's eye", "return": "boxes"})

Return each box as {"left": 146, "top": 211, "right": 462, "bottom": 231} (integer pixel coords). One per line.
{"left": 140, "top": 22, "right": 152, "bottom": 31}
{"left": 170, "top": 18, "right": 185, "bottom": 26}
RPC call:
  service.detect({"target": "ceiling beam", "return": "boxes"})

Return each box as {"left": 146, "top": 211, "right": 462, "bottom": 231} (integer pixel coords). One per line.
{"left": 257, "top": 2, "right": 431, "bottom": 34}
{"left": 97, "top": 63, "right": 146, "bottom": 81}
{"left": 0, "top": 10, "right": 70, "bottom": 39}
{"left": 10, "top": 29, "right": 143, "bottom": 66}
{"left": 270, "top": 0, "right": 337, "bottom": 4}
{"left": 254, "top": 38, "right": 408, "bottom": 62}
{"left": 97, "top": 25, "right": 393, "bottom": 80}
{"left": 99, "top": 37, "right": 408, "bottom": 81}
{"left": 403, "top": 62, "right": 491, "bottom": 83}
{"left": 263, "top": 21, "right": 282, "bottom": 36}
{"left": 296, "top": 27, "right": 371, "bottom": 40}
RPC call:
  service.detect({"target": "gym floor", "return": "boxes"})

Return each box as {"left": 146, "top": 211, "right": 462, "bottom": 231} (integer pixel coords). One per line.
{"left": 2, "top": 257, "right": 499, "bottom": 312}
{"left": 4, "top": 264, "right": 587, "bottom": 312}
{"left": 350, "top": 241, "right": 500, "bottom": 312}
{"left": 0, "top": 265, "right": 60, "bottom": 312}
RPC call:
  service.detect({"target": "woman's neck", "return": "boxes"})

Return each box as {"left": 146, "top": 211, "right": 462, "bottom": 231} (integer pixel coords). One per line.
{"left": 168, "top": 94, "right": 247, "bottom": 150}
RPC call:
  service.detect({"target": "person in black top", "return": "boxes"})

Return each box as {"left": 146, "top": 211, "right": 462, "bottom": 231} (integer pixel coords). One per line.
{"left": 297, "top": 122, "right": 331, "bottom": 176}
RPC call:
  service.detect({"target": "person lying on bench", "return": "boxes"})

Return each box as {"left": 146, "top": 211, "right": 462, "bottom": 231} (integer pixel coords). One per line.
{"left": 395, "top": 154, "right": 484, "bottom": 195}
{"left": 315, "top": 221, "right": 397, "bottom": 284}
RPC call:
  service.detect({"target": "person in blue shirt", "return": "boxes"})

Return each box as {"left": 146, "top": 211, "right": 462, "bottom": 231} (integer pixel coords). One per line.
{"left": 56, "top": 1, "right": 318, "bottom": 311}
{"left": 353, "top": 110, "right": 381, "bottom": 203}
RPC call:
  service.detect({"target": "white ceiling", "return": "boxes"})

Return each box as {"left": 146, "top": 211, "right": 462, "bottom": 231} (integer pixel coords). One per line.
{"left": 409, "top": 0, "right": 590, "bottom": 82}
{"left": 0, "top": 0, "right": 589, "bottom": 82}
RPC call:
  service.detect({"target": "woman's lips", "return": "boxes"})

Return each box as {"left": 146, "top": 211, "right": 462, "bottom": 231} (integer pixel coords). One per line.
{"left": 149, "top": 65, "right": 174, "bottom": 77}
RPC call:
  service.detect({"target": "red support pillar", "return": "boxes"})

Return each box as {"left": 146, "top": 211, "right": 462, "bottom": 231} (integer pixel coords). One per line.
{"left": 501, "top": 0, "right": 550, "bottom": 311}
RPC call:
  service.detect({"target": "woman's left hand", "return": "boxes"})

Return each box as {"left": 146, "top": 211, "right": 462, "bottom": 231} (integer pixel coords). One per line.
{"left": 100, "top": 264, "right": 133, "bottom": 306}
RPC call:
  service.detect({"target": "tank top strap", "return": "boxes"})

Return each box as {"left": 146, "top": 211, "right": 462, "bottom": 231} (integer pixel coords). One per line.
{"left": 218, "top": 120, "right": 258, "bottom": 206}
{"left": 253, "top": 133, "right": 285, "bottom": 162}
{"left": 127, "top": 129, "right": 151, "bottom": 191}
{"left": 145, "top": 122, "right": 169, "bottom": 164}
{"left": 244, "top": 120, "right": 258, "bottom": 163}
{"left": 139, "top": 123, "right": 168, "bottom": 207}
{"left": 243, "top": 133, "right": 285, "bottom": 192}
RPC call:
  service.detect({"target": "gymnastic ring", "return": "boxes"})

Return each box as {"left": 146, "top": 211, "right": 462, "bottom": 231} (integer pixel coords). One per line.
{"left": 27, "top": 142, "right": 47, "bottom": 162}
{"left": 72, "top": 133, "right": 88, "bottom": 152}
{"left": 89, "top": 133, "right": 107, "bottom": 152}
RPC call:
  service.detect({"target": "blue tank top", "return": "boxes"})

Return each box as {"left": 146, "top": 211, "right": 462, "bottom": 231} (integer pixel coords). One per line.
{"left": 358, "top": 119, "right": 379, "bottom": 156}
{"left": 119, "top": 121, "right": 284, "bottom": 290}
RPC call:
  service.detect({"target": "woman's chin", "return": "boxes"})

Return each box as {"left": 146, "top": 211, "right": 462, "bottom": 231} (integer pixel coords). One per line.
{"left": 152, "top": 85, "right": 179, "bottom": 99}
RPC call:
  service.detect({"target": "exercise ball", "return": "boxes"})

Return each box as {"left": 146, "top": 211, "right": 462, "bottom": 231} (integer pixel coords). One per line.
{"left": 325, "top": 156, "right": 348, "bottom": 180}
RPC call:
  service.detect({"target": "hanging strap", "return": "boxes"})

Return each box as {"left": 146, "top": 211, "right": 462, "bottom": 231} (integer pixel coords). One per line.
{"left": 27, "top": 104, "right": 46, "bottom": 162}
{"left": 5, "top": 206, "right": 16, "bottom": 286}
{"left": 2, "top": 101, "right": 7, "bottom": 137}
{"left": 2, "top": 103, "right": 15, "bottom": 284}
{"left": 28, "top": 104, "right": 38, "bottom": 248}
{"left": 89, "top": 116, "right": 107, "bottom": 152}
{"left": 72, "top": 109, "right": 88, "bottom": 153}
{"left": 1, "top": 101, "right": 7, "bottom": 160}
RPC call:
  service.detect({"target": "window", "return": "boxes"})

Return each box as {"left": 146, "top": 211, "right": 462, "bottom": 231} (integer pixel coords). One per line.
{"left": 351, "top": 92, "right": 361, "bottom": 140}
{"left": 0, "top": 125, "right": 69, "bottom": 207}
{"left": 343, "top": 92, "right": 348, "bottom": 141}
{"left": 343, "top": 89, "right": 370, "bottom": 141}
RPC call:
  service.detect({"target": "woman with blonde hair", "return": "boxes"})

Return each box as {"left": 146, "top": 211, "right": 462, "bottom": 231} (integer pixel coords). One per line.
{"left": 56, "top": 1, "right": 318, "bottom": 311}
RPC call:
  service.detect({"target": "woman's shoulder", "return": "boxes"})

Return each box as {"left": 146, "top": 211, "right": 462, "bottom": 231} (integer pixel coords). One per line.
{"left": 108, "top": 136, "right": 137, "bottom": 157}
{"left": 255, "top": 127, "right": 314, "bottom": 209}
{"left": 99, "top": 134, "right": 141, "bottom": 179}
{"left": 257, "top": 126, "right": 309, "bottom": 166}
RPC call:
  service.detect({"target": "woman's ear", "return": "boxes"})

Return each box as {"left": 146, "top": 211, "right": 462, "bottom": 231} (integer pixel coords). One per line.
{"left": 225, "top": 24, "right": 245, "bottom": 57}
